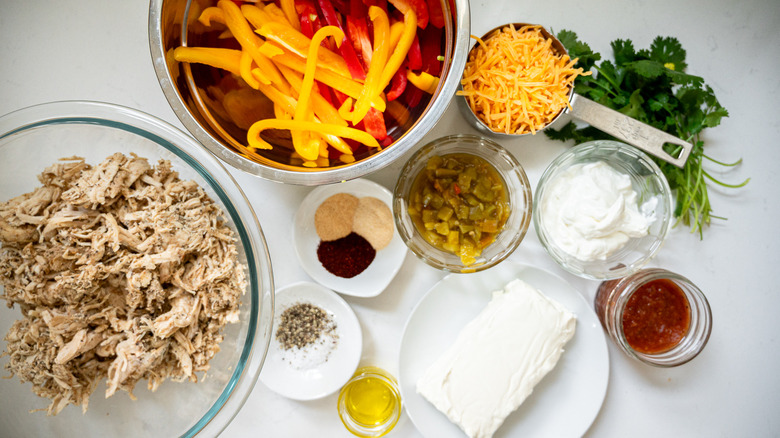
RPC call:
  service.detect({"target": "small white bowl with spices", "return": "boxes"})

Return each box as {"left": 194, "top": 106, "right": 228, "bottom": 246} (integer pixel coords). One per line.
{"left": 293, "top": 178, "right": 408, "bottom": 297}
{"left": 533, "top": 140, "right": 673, "bottom": 280}
{"left": 259, "top": 282, "right": 362, "bottom": 401}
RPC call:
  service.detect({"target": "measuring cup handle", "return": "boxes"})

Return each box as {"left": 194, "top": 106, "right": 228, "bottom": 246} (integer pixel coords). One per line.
{"left": 568, "top": 94, "right": 692, "bottom": 168}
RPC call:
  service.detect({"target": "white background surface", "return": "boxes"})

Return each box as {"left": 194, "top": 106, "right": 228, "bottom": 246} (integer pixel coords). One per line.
{"left": 1, "top": 0, "right": 778, "bottom": 437}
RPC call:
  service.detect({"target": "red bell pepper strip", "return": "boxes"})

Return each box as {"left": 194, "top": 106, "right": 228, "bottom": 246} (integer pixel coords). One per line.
{"left": 419, "top": 24, "right": 442, "bottom": 75}
{"left": 296, "top": 0, "right": 335, "bottom": 103}
{"left": 346, "top": 15, "right": 372, "bottom": 69}
{"left": 386, "top": 62, "right": 407, "bottom": 100}
{"left": 329, "top": 0, "right": 351, "bottom": 15}
{"left": 404, "top": 83, "right": 423, "bottom": 108}
{"left": 361, "top": 108, "right": 387, "bottom": 141}
{"left": 427, "top": 0, "right": 444, "bottom": 28}
{"left": 316, "top": 0, "right": 367, "bottom": 81}
{"left": 407, "top": 33, "right": 422, "bottom": 70}
{"left": 387, "top": 0, "right": 428, "bottom": 28}
{"left": 379, "top": 134, "right": 394, "bottom": 147}
{"left": 350, "top": 0, "right": 367, "bottom": 16}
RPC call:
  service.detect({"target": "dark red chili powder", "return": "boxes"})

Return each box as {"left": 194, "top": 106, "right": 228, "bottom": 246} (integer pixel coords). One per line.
{"left": 317, "top": 232, "right": 376, "bottom": 278}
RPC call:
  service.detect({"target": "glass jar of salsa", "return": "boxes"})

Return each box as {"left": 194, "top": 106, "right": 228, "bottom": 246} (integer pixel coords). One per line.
{"left": 594, "top": 268, "right": 712, "bottom": 367}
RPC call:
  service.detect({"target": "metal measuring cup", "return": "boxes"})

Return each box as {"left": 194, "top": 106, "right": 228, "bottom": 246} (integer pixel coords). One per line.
{"left": 458, "top": 23, "right": 693, "bottom": 168}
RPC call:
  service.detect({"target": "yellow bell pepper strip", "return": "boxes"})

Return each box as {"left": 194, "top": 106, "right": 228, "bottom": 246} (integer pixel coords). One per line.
{"left": 293, "top": 25, "right": 345, "bottom": 161}
{"left": 240, "top": 50, "right": 265, "bottom": 88}
{"left": 257, "top": 79, "right": 353, "bottom": 155}
{"left": 247, "top": 119, "right": 379, "bottom": 150}
{"left": 269, "top": 51, "right": 386, "bottom": 112}
{"left": 351, "top": 6, "right": 390, "bottom": 124}
{"left": 277, "top": 64, "right": 348, "bottom": 127}
{"left": 256, "top": 22, "right": 351, "bottom": 79}
{"left": 258, "top": 41, "right": 285, "bottom": 58}
{"left": 172, "top": 47, "right": 242, "bottom": 76}
{"left": 379, "top": 9, "right": 417, "bottom": 91}
{"left": 198, "top": 6, "right": 225, "bottom": 26}
{"left": 389, "top": 21, "right": 405, "bottom": 53}
{"left": 388, "top": 0, "right": 429, "bottom": 29}
{"left": 218, "top": 0, "right": 288, "bottom": 91}
{"left": 279, "top": 0, "right": 300, "bottom": 30}
{"left": 407, "top": 70, "right": 439, "bottom": 94}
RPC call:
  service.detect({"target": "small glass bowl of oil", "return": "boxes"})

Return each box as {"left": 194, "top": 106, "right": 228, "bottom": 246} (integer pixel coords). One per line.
{"left": 337, "top": 366, "right": 402, "bottom": 437}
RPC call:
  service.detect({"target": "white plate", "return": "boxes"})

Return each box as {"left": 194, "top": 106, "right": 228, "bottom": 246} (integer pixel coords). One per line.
{"left": 293, "top": 178, "right": 407, "bottom": 297}
{"left": 259, "top": 282, "right": 362, "bottom": 401}
{"left": 399, "top": 262, "right": 609, "bottom": 438}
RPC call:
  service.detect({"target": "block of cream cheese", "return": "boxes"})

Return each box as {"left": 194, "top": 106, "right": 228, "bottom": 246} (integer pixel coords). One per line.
{"left": 416, "top": 279, "right": 576, "bottom": 438}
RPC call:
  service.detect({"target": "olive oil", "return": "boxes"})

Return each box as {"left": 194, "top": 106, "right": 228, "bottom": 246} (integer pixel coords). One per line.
{"left": 338, "top": 367, "right": 401, "bottom": 437}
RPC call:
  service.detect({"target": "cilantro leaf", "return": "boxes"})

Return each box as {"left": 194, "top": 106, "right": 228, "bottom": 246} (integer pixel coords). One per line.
{"left": 649, "top": 36, "right": 687, "bottom": 71}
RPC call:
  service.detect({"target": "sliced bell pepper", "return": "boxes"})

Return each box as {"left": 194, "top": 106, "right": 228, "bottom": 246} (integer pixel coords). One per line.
{"left": 378, "top": 9, "right": 417, "bottom": 91}
{"left": 362, "top": 0, "right": 388, "bottom": 14}
{"left": 419, "top": 24, "right": 442, "bottom": 75}
{"left": 351, "top": 6, "right": 390, "bottom": 123}
{"left": 427, "top": 0, "right": 444, "bottom": 28}
{"left": 386, "top": 63, "right": 407, "bottom": 101}
{"left": 256, "top": 22, "right": 351, "bottom": 79}
{"left": 316, "top": 0, "right": 367, "bottom": 81}
{"left": 345, "top": 15, "right": 372, "bottom": 69}
{"left": 293, "top": 25, "right": 345, "bottom": 160}
{"left": 240, "top": 50, "right": 265, "bottom": 88}
{"left": 387, "top": 0, "right": 428, "bottom": 29}
{"left": 198, "top": 7, "right": 225, "bottom": 26}
{"left": 280, "top": 0, "right": 301, "bottom": 30}
{"left": 407, "top": 33, "right": 422, "bottom": 70}
{"left": 268, "top": 49, "right": 386, "bottom": 112}
{"left": 218, "top": 0, "right": 289, "bottom": 91}
{"left": 362, "top": 108, "right": 387, "bottom": 140}
{"left": 407, "top": 70, "right": 439, "bottom": 94}
{"left": 247, "top": 119, "right": 379, "bottom": 150}
{"left": 173, "top": 47, "right": 242, "bottom": 76}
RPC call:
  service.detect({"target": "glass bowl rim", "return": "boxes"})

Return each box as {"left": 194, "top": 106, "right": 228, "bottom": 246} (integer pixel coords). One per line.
{"left": 393, "top": 134, "right": 533, "bottom": 273}
{"left": 0, "top": 100, "right": 275, "bottom": 437}
{"left": 532, "top": 139, "right": 673, "bottom": 280}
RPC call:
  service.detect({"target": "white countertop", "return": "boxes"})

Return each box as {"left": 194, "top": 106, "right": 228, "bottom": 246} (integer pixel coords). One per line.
{"left": 1, "top": 0, "right": 778, "bottom": 437}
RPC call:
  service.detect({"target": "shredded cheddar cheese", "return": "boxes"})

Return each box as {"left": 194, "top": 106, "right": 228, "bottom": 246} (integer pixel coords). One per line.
{"left": 458, "top": 25, "right": 590, "bottom": 135}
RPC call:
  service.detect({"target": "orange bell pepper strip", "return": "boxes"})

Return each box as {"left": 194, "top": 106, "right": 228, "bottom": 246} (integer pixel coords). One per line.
{"left": 218, "top": 0, "right": 289, "bottom": 92}
{"left": 379, "top": 9, "right": 417, "bottom": 91}
{"left": 293, "top": 25, "right": 345, "bottom": 160}
{"left": 247, "top": 119, "right": 379, "bottom": 150}
{"left": 240, "top": 50, "right": 267, "bottom": 87}
{"left": 351, "top": 6, "right": 390, "bottom": 123}
{"left": 172, "top": 47, "right": 242, "bottom": 76}
{"left": 279, "top": 0, "right": 300, "bottom": 30}
{"left": 198, "top": 6, "right": 225, "bottom": 26}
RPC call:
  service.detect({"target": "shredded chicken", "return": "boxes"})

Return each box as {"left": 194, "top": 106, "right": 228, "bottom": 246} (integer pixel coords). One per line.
{"left": 0, "top": 153, "right": 246, "bottom": 415}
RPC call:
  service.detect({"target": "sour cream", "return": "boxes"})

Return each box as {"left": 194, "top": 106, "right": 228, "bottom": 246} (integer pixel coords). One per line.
{"left": 540, "top": 161, "right": 651, "bottom": 262}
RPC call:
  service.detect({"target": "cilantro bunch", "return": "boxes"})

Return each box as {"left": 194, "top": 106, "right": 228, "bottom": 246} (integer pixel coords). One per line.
{"left": 546, "top": 31, "right": 748, "bottom": 238}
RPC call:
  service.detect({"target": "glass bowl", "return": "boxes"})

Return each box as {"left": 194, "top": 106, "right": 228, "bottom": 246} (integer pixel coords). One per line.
{"left": 0, "top": 101, "right": 274, "bottom": 437}
{"left": 148, "top": 0, "right": 471, "bottom": 185}
{"left": 393, "top": 135, "right": 532, "bottom": 273}
{"left": 533, "top": 140, "right": 673, "bottom": 280}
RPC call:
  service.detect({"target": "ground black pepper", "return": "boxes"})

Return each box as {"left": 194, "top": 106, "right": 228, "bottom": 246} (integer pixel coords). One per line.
{"left": 276, "top": 302, "right": 337, "bottom": 350}
{"left": 317, "top": 232, "right": 376, "bottom": 278}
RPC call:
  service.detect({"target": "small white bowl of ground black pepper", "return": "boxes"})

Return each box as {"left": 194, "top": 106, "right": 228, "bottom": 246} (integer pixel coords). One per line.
{"left": 259, "top": 282, "right": 362, "bottom": 401}
{"left": 293, "top": 178, "right": 408, "bottom": 297}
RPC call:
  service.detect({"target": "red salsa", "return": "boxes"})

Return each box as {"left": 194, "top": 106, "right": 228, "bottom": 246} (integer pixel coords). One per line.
{"left": 622, "top": 279, "right": 691, "bottom": 354}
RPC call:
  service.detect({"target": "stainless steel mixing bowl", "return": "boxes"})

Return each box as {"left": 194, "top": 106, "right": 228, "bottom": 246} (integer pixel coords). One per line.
{"left": 149, "top": 0, "right": 470, "bottom": 185}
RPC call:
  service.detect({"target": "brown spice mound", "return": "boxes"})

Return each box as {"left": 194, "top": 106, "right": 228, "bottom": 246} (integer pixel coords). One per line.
{"left": 0, "top": 153, "right": 246, "bottom": 415}
{"left": 314, "top": 193, "right": 359, "bottom": 241}
{"left": 352, "top": 196, "right": 394, "bottom": 250}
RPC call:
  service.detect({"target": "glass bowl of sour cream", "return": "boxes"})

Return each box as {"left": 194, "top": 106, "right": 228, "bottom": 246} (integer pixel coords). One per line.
{"left": 533, "top": 140, "right": 673, "bottom": 280}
